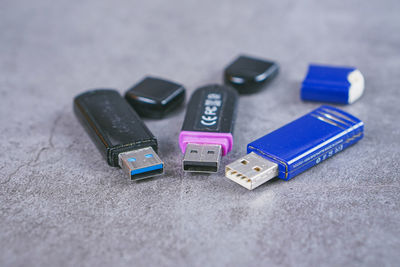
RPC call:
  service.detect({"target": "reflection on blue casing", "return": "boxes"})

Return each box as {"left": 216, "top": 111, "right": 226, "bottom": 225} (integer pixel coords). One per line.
{"left": 247, "top": 105, "right": 363, "bottom": 180}
{"left": 301, "top": 64, "right": 359, "bottom": 104}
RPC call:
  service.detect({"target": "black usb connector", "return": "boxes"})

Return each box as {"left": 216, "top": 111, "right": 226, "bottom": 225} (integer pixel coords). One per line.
{"left": 74, "top": 89, "right": 163, "bottom": 180}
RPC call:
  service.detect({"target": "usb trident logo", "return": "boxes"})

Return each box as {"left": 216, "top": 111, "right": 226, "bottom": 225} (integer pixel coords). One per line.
{"left": 200, "top": 93, "right": 222, "bottom": 127}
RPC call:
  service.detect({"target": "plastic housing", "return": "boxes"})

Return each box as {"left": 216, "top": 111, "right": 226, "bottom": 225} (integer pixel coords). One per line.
{"left": 74, "top": 89, "right": 158, "bottom": 166}
{"left": 125, "top": 77, "right": 185, "bottom": 118}
{"left": 248, "top": 105, "right": 364, "bottom": 180}
{"left": 179, "top": 84, "right": 239, "bottom": 155}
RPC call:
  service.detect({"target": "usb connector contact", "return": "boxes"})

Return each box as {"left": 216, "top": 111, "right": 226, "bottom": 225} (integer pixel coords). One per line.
{"left": 226, "top": 152, "right": 278, "bottom": 190}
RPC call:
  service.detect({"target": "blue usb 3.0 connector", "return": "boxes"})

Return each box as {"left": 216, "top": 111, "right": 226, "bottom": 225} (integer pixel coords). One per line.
{"left": 225, "top": 105, "right": 364, "bottom": 190}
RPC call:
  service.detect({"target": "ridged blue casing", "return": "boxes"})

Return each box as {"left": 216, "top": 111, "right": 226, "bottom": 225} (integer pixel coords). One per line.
{"left": 301, "top": 64, "right": 356, "bottom": 104}
{"left": 247, "top": 105, "right": 363, "bottom": 180}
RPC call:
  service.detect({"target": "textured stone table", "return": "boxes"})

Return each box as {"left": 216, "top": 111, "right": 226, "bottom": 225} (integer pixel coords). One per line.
{"left": 1, "top": 0, "right": 399, "bottom": 266}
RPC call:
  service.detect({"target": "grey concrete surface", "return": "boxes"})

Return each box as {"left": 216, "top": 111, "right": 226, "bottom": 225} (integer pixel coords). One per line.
{"left": 1, "top": 0, "right": 399, "bottom": 266}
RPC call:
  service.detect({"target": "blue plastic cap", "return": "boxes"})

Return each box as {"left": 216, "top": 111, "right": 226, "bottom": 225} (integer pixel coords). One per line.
{"left": 301, "top": 64, "right": 365, "bottom": 104}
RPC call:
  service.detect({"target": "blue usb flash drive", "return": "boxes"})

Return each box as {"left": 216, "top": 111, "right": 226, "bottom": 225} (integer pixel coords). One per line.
{"left": 225, "top": 105, "right": 364, "bottom": 190}
{"left": 301, "top": 64, "right": 365, "bottom": 104}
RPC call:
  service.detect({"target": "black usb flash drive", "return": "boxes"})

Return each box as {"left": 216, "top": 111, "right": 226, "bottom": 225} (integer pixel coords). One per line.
{"left": 179, "top": 84, "right": 239, "bottom": 172}
{"left": 74, "top": 89, "right": 164, "bottom": 180}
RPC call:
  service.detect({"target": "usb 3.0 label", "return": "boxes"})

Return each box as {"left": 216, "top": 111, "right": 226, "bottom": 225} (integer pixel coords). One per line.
{"left": 195, "top": 92, "right": 224, "bottom": 131}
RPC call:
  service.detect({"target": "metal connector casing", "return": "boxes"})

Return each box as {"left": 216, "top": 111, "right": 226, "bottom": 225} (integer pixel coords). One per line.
{"left": 118, "top": 147, "right": 164, "bottom": 180}
{"left": 183, "top": 143, "right": 222, "bottom": 173}
{"left": 225, "top": 152, "right": 278, "bottom": 190}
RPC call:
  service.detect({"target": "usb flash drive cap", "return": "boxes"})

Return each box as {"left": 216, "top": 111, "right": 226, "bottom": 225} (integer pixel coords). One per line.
{"left": 119, "top": 147, "right": 164, "bottom": 180}
{"left": 183, "top": 143, "right": 222, "bottom": 173}
{"left": 125, "top": 76, "right": 186, "bottom": 119}
{"left": 301, "top": 64, "right": 365, "bottom": 104}
{"left": 225, "top": 152, "right": 278, "bottom": 190}
{"left": 224, "top": 55, "right": 279, "bottom": 94}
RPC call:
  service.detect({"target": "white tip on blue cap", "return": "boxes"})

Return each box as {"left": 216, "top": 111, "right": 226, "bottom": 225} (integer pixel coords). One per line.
{"left": 301, "top": 64, "right": 365, "bottom": 105}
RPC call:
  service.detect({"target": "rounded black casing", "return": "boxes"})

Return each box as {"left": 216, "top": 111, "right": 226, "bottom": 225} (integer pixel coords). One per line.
{"left": 125, "top": 77, "right": 185, "bottom": 119}
{"left": 74, "top": 89, "right": 158, "bottom": 166}
{"left": 181, "top": 84, "right": 239, "bottom": 134}
{"left": 224, "top": 55, "right": 279, "bottom": 94}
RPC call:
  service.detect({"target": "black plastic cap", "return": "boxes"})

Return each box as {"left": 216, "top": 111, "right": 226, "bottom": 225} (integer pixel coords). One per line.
{"left": 125, "top": 77, "right": 186, "bottom": 119}
{"left": 224, "top": 55, "right": 279, "bottom": 94}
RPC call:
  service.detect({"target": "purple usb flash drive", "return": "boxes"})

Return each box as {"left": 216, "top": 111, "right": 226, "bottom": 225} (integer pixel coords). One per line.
{"left": 179, "top": 84, "right": 238, "bottom": 173}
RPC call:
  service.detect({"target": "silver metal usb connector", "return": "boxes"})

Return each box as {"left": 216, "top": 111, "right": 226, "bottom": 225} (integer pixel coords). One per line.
{"left": 118, "top": 147, "right": 164, "bottom": 180}
{"left": 183, "top": 143, "right": 222, "bottom": 173}
{"left": 225, "top": 152, "right": 278, "bottom": 190}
